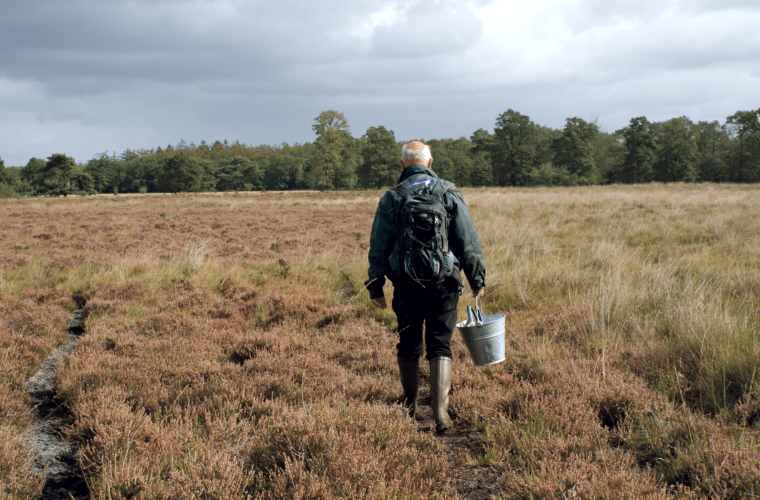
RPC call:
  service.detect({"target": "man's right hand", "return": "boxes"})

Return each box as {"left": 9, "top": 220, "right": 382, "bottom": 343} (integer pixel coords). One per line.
{"left": 371, "top": 297, "right": 387, "bottom": 310}
{"left": 472, "top": 288, "right": 485, "bottom": 299}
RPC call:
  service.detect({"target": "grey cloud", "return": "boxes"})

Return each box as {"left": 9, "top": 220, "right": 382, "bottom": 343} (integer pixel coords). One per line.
{"left": 0, "top": 0, "right": 488, "bottom": 106}
{"left": 369, "top": 1, "right": 483, "bottom": 58}
{"left": 1, "top": 0, "right": 759, "bottom": 167}
{"left": 0, "top": 0, "right": 371, "bottom": 96}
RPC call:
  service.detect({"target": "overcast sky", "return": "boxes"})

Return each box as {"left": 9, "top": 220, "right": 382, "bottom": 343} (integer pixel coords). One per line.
{"left": 1, "top": 0, "right": 759, "bottom": 166}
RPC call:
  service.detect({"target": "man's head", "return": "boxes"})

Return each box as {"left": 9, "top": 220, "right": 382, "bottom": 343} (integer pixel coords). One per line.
{"left": 400, "top": 141, "right": 433, "bottom": 169}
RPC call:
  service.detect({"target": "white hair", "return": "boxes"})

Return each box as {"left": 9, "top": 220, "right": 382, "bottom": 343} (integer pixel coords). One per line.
{"left": 401, "top": 143, "right": 432, "bottom": 163}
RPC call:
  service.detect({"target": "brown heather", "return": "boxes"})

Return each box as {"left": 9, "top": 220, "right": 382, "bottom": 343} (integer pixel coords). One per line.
{"left": 1, "top": 185, "right": 759, "bottom": 499}
{"left": 1, "top": 288, "right": 72, "bottom": 499}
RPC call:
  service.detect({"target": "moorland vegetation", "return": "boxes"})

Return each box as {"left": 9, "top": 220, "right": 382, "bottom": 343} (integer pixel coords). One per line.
{"left": 1, "top": 108, "right": 760, "bottom": 198}
{"left": 1, "top": 184, "right": 759, "bottom": 498}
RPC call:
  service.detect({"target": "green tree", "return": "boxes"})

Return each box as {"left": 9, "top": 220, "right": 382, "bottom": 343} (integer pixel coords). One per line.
{"left": 491, "top": 110, "right": 537, "bottom": 186}
{"left": 265, "top": 150, "right": 297, "bottom": 190}
{"left": 551, "top": 118, "right": 599, "bottom": 184}
{"left": 264, "top": 149, "right": 304, "bottom": 190}
{"left": 0, "top": 157, "right": 13, "bottom": 198}
{"left": 612, "top": 117, "right": 658, "bottom": 184}
{"left": 265, "top": 143, "right": 310, "bottom": 190}
{"left": 653, "top": 117, "right": 699, "bottom": 182}
{"left": 21, "top": 157, "right": 47, "bottom": 194}
{"left": 84, "top": 153, "right": 114, "bottom": 193}
{"left": 126, "top": 155, "right": 165, "bottom": 193}
{"left": 470, "top": 129, "right": 493, "bottom": 160}
{"left": 358, "top": 125, "right": 398, "bottom": 189}
{"left": 426, "top": 139, "right": 454, "bottom": 182}
{"left": 534, "top": 126, "right": 561, "bottom": 167}
{"left": 0, "top": 161, "right": 24, "bottom": 198}
{"left": 37, "top": 154, "right": 92, "bottom": 196}
{"left": 308, "top": 110, "right": 356, "bottom": 190}
{"left": 528, "top": 162, "right": 574, "bottom": 186}
{"left": 69, "top": 167, "right": 95, "bottom": 195}
{"left": 469, "top": 154, "right": 492, "bottom": 186}
{"left": 216, "top": 157, "right": 262, "bottom": 191}
{"left": 444, "top": 137, "right": 478, "bottom": 187}
{"left": 695, "top": 120, "right": 730, "bottom": 182}
{"left": 468, "top": 130, "right": 494, "bottom": 186}
{"left": 197, "top": 159, "right": 219, "bottom": 191}
{"left": 241, "top": 158, "right": 264, "bottom": 191}
{"left": 594, "top": 131, "right": 625, "bottom": 183}
{"left": 157, "top": 152, "right": 203, "bottom": 193}
{"left": 725, "top": 110, "right": 760, "bottom": 182}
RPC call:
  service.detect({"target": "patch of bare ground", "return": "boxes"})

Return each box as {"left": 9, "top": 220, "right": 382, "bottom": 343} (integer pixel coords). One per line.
{"left": 1, "top": 287, "right": 75, "bottom": 498}
{"left": 412, "top": 383, "right": 504, "bottom": 499}
{"left": 24, "top": 309, "right": 88, "bottom": 499}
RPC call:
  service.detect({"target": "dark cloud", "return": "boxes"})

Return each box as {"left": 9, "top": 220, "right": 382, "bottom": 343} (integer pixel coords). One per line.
{"left": 0, "top": 0, "right": 759, "bottom": 166}
{"left": 0, "top": 0, "right": 370, "bottom": 93}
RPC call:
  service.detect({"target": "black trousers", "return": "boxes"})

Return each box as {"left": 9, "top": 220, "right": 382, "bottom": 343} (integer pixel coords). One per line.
{"left": 392, "top": 275, "right": 461, "bottom": 361}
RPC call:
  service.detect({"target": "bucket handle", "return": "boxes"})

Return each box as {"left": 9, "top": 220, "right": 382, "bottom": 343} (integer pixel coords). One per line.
{"left": 474, "top": 297, "right": 484, "bottom": 324}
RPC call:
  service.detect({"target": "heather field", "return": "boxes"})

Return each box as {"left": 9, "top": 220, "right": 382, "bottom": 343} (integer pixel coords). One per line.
{"left": 2, "top": 185, "right": 760, "bottom": 499}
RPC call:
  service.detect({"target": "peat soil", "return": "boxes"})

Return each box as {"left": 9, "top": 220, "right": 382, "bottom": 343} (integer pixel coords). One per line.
{"left": 414, "top": 386, "right": 502, "bottom": 500}
{"left": 24, "top": 309, "right": 89, "bottom": 500}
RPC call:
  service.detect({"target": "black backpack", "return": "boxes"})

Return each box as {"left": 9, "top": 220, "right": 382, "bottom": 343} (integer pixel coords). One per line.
{"left": 393, "top": 178, "right": 453, "bottom": 288}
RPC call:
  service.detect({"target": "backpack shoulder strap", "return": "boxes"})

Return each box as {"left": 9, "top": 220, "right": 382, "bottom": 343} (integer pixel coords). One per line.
{"left": 393, "top": 182, "right": 415, "bottom": 200}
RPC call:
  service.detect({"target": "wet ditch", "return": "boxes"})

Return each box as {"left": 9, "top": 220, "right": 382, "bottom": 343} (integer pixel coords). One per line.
{"left": 24, "top": 308, "right": 89, "bottom": 499}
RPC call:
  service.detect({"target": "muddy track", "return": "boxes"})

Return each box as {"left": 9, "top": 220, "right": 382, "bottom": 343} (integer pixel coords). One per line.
{"left": 414, "top": 387, "right": 502, "bottom": 500}
{"left": 25, "top": 308, "right": 89, "bottom": 500}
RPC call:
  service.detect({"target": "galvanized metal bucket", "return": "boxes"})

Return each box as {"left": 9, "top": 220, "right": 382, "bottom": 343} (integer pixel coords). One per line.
{"left": 456, "top": 299, "right": 505, "bottom": 366}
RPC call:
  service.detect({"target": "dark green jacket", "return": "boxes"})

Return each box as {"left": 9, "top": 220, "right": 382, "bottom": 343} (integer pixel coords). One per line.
{"left": 365, "top": 165, "right": 486, "bottom": 299}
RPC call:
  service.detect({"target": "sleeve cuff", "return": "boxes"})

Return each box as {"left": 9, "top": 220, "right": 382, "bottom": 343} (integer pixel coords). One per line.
{"left": 365, "top": 276, "right": 386, "bottom": 299}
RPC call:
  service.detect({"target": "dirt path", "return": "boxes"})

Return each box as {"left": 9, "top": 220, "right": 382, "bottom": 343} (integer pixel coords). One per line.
{"left": 24, "top": 309, "right": 89, "bottom": 500}
{"left": 414, "top": 387, "right": 502, "bottom": 499}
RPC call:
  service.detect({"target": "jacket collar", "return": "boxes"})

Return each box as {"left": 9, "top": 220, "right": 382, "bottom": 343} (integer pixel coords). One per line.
{"left": 398, "top": 164, "right": 438, "bottom": 183}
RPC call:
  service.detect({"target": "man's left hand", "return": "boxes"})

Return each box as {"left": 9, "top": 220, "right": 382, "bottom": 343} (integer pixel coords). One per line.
{"left": 371, "top": 297, "right": 387, "bottom": 310}
{"left": 472, "top": 288, "right": 485, "bottom": 299}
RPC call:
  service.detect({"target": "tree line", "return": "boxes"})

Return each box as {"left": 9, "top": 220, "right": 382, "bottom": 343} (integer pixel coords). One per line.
{"left": 1, "top": 108, "right": 759, "bottom": 197}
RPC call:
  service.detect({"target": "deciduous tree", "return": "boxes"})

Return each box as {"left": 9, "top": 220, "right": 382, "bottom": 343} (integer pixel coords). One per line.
{"left": 426, "top": 139, "right": 453, "bottom": 182}
{"left": 0, "top": 157, "right": 12, "bottom": 198}
{"left": 725, "top": 110, "right": 760, "bottom": 182}
{"left": 157, "top": 152, "right": 203, "bottom": 193}
{"left": 654, "top": 117, "right": 699, "bottom": 182}
{"left": 37, "top": 154, "right": 92, "bottom": 196}
{"left": 491, "top": 110, "right": 537, "bottom": 186}
{"left": 84, "top": 153, "right": 113, "bottom": 193}
{"left": 20, "top": 157, "right": 46, "bottom": 194}
{"left": 216, "top": 157, "right": 261, "bottom": 191}
{"left": 695, "top": 121, "right": 730, "bottom": 182}
{"left": 552, "top": 118, "right": 599, "bottom": 184}
{"left": 612, "top": 117, "right": 658, "bottom": 184}
{"left": 308, "top": 110, "right": 356, "bottom": 190}
{"left": 359, "top": 125, "right": 398, "bottom": 189}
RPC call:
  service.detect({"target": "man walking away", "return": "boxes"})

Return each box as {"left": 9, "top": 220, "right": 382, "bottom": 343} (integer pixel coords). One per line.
{"left": 366, "top": 141, "right": 486, "bottom": 432}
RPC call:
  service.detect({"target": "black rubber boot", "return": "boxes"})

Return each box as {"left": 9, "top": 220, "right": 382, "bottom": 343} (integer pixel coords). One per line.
{"left": 397, "top": 357, "right": 419, "bottom": 418}
{"left": 429, "top": 356, "right": 454, "bottom": 431}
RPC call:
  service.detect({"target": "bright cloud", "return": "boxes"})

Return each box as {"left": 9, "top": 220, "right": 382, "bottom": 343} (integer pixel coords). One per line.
{"left": 0, "top": 0, "right": 758, "bottom": 165}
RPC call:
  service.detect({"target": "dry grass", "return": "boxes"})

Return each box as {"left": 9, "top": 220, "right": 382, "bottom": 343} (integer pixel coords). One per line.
{"left": 1, "top": 185, "right": 759, "bottom": 499}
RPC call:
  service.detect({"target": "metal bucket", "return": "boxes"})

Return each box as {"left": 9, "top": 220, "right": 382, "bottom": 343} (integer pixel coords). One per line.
{"left": 456, "top": 304, "right": 506, "bottom": 366}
